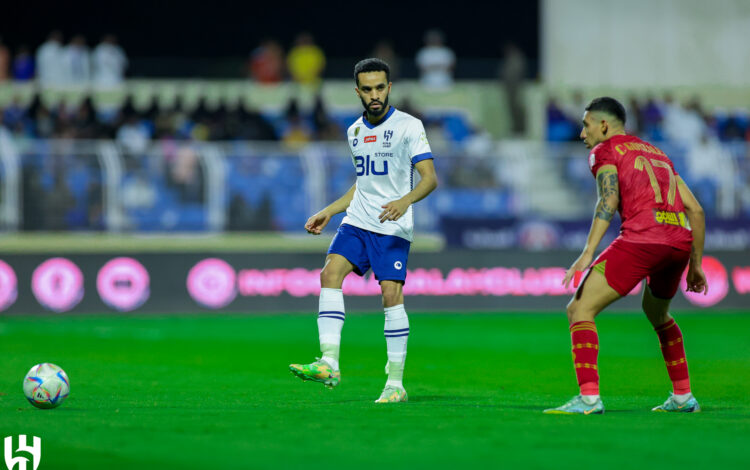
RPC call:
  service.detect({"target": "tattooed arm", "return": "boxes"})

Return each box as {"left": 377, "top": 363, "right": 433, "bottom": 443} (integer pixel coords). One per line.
{"left": 563, "top": 165, "right": 619, "bottom": 287}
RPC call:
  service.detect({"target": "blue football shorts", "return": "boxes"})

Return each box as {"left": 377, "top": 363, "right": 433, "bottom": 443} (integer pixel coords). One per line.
{"left": 327, "top": 224, "right": 410, "bottom": 282}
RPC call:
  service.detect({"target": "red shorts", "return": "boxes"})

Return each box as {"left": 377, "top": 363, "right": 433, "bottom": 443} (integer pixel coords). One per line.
{"left": 592, "top": 238, "right": 690, "bottom": 298}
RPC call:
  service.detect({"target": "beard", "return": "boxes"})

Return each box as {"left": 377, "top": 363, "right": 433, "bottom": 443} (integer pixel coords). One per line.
{"left": 361, "top": 94, "right": 389, "bottom": 118}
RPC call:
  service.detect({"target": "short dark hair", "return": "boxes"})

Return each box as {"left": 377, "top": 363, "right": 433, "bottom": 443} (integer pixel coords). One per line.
{"left": 354, "top": 58, "right": 390, "bottom": 86}
{"left": 585, "top": 97, "right": 626, "bottom": 125}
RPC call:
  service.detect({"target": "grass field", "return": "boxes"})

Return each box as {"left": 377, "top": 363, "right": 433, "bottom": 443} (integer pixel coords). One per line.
{"left": 1, "top": 312, "right": 749, "bottom": 469}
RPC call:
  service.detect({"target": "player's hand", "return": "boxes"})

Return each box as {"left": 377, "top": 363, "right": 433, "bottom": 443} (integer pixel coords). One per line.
{"left": 563, "top": 252, "right": 593, "bottom": 288}
{"left": 379, "top": 198, "right": 410, "bottom": 223}
{"left": 304, "top": 211, "right": 331, "bottom": 235}
{"left": 685, "top": 263, "right": 708, "bottom": 295}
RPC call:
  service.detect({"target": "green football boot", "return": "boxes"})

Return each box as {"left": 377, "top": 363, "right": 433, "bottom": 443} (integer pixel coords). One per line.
{"left": 652, "top": 393, "right": 701, "bottom": 412}
{"left": 374, "top": 385, "right": 408, "bottom": 403}
{"left": 543, "top": 395, "right": 604, "bottom": 415}
{"left": 289, "top": 358, "right": 340, "bottom": 389}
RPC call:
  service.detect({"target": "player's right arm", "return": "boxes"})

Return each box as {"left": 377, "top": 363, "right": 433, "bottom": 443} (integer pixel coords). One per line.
{"left": 563, "top": 164, "right": 619, "bottom": 288}
{"left": 677, "top": 176, "right": 708, "bottom": 294}
{"left": 304, "top": 183, "right": 356, "bottom": 235}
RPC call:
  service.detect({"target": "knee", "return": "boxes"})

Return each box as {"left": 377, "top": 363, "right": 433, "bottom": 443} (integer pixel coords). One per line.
{"left": 381, "top": 284, "right": 403, "bottom": 308}
{"left": 320, "top": 266, "right": 343, "bottom": 288}
{"left": 642, "top": 295, "right": 671, "bottom": 327}
{"left": 566, "top": 300, "right": 594, "bottom": 324}
{"left": 382, "top": 291, "right": 400, "bottom": 308}
{"left": 566, "top": 302, "right": 577, "bottom": 324}
{"left": 641, "top": 297, "right": 652, "bottom": 316}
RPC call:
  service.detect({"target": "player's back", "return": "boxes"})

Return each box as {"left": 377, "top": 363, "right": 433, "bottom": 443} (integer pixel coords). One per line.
{"left": 589, "top": 135, "right": 692, "bottom": 251}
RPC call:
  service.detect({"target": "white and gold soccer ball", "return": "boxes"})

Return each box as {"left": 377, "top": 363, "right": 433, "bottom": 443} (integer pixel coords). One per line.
{"left": 23, "top": 363, "right": 70, "bottom": 409}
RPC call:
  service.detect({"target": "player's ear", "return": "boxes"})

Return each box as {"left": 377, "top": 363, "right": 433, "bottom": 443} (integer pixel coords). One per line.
{"left": 602, "top": 120, "right": 608, "bottom": 136}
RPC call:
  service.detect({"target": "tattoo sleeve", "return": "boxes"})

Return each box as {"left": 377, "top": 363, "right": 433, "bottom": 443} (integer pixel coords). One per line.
{"left": 595, "top": 170, "right": 619, "bottom": 221}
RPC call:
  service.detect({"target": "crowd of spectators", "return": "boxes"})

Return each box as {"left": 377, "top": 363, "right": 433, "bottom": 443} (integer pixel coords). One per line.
{"left": 1, "top": 29, "right": 468, "bottom": 92}
{"left": 0, "top": 93, "right": 300, "bottom": 146}
{"left": 0, "top": 31, "right": 128, "bottom": 87}
{"left": 547, "top": 93, "right": 750, "bottom": 145}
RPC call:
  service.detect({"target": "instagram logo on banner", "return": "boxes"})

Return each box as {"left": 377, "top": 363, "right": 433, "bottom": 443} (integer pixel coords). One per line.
{"left": 97, "top": 258, "right": 150, "bottom": 312}
{"left": 32, "top": 258, "right": 84, "bottom": 312}
{"left": 0, "top": 260, "right": 18, "bottom": 311}
{"left": 681, "top": 256, "right": 729, "bottom": 307}
{"left": 187, "top": 258, "right": 237, "bottom": 309}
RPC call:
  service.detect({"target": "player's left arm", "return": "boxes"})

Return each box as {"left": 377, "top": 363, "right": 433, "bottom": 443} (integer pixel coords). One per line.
{"left": 379, "top": 159, "right": 438, "bottom": 223}
{"left": 563, "top": 164, "right": 619, "bottom": 287}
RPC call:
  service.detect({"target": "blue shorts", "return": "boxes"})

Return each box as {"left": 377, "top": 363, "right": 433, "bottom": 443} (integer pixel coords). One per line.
{"left": 327, "top": 224, "right": 410, "bottom": 282}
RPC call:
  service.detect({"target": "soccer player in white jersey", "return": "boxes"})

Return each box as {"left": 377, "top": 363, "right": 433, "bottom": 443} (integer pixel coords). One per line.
{"left": 289, "top": 58, "right": 438, "bottom": 403}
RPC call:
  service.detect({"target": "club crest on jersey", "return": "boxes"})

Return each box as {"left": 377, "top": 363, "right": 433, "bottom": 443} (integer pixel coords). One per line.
{"left": 383, "top": 130, "right": 393, "bottom": 147}
{"left": 364, "top": 135, "right": 377, "bottom": 143}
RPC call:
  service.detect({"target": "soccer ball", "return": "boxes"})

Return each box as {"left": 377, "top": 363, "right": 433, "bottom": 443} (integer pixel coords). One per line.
{"left": 23, "top": 363, "right": 70, "bottom": 409}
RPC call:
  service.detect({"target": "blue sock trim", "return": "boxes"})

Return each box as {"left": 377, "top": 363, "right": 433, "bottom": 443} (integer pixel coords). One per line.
{"left": 384, "top": 328, "right": 410, "bottom": 333}
{"left": 319, "top": 314, "right": 345, "bottom": 321}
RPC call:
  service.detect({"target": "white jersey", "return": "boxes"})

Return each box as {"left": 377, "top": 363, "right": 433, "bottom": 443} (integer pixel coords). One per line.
{"left": 341, "top": 107, "right": 433, "bottom": 242}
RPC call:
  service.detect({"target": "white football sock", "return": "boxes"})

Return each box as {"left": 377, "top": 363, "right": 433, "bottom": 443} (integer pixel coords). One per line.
{"left": 673, "top": 392, "right": 693, "bottom": 405}
{"left": 384, "top": 304, "right": 409, "bottom": 388}
{"left": 318, "top": 288, "right": 344, "bottom": 370}
{"left": 581, "top": 394, "right": 600, "bottom": 405}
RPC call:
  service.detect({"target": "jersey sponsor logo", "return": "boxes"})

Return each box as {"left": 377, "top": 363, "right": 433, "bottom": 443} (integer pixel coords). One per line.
{"left": 355, "top": 155, "right": 388, "bottom": 176}
{"left": 654, "top": 210, "right": 690, "bottom": 229}
{"left": 384, "top": 130, "right": 393, "bottom": 141}
{"left": 394, "top": 261, "right": 403, "bottom": 270}
{"left": 364, "top": 135, "right": 377, "bottom": 143}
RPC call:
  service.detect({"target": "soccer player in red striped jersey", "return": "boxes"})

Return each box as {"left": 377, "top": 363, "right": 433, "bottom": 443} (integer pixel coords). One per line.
{"left": 544, "top": 97, "right": 708, "bottom": 414}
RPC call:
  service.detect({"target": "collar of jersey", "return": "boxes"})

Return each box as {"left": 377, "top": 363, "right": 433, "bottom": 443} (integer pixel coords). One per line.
{"left": 362, "top": 106, "right": 396, "bottom": 129}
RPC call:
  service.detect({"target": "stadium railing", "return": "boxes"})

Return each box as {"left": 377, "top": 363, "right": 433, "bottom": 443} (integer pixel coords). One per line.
{"left": 1, "top": 138, "right": 747, "bottom": 234}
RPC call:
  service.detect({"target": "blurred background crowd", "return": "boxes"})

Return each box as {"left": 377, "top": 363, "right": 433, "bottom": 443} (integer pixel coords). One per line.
{"left": 0, "top": 0, "right": 749, "bottom": 244}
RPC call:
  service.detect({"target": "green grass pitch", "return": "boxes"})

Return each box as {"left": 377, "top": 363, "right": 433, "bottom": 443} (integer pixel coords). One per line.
{"left": 1, "top": 312, "right": 749, "bottom": 469}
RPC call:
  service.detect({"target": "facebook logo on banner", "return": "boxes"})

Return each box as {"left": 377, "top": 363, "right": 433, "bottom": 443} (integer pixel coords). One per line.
{"left": 4, "top": 435, "right": 41, "bottom": 470}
